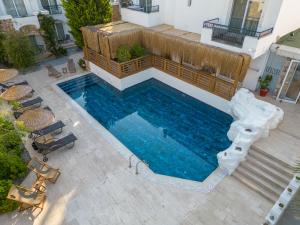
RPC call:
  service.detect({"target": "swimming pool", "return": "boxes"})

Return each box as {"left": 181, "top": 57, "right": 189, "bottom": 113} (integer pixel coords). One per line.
{"left": 58, "top": 73, "right": 233, "bottom": 182}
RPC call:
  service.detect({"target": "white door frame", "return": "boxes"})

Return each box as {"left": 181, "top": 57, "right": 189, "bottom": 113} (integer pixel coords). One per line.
{"left": 276, "top": 59, "right": 300, "bottom": 104}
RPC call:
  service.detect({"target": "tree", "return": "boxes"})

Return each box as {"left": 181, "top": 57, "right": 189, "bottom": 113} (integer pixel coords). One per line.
{"left": 4, "top": 32, "right": 35, "bottom": 70}
{"left": 62, "top": 0, "right": 112, "bottom": 48}
{"left": 38, "top": 14, "right": 67, "bottom": 56}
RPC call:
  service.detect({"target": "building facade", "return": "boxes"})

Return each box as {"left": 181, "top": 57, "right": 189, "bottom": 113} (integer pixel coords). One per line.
{"left": 119, "top": 0, "right": 300, "bottom": 91}
{"left": 0, "top": 0, "right": 73, "bottom": 54}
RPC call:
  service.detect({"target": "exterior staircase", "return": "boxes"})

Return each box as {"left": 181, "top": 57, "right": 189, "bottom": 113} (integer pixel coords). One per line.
{"left": 233, "top": 146, "right": 294, "bottom": 203}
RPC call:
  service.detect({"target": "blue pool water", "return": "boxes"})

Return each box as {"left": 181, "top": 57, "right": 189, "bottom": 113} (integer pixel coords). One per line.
{"left": 58, "top": 74, "right": 233, "bottom": 182}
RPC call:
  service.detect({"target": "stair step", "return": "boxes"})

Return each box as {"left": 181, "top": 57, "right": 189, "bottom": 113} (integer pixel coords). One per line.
{"left": 240, "top": 161, "right": 287, "bottom": 190}
{"left": 251, "top": 146, "right": 293, "bottom": 170}
{"left": 249, "top": 147, "right": 293, "bottom": 177}
{"left": 246, "top": 155, "right": 291, "bottom": 185}
{"left": 233, "top": 170, "right": 278, "bottom": 203}
{"left": 235, "top": 166, "right": 282, "bottom": 197}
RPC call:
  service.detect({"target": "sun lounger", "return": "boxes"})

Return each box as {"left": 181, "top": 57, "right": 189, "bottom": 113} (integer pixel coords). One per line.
{"left": 0, "top": 80, "right": 29, "bottom": 89}
{"left": 6, "top": 185, "right": 46, "bottom": 213}
{"left": 45, "top": 64, "right": 62, "bottom": 78}
{"left": 34, "top": 133, "right": 77, "bottom": 162}
{"left": 28, "top": 157, "right": 61, "bottom": 183}
{"left": 20, "top": 97, "right": 43, "bottom": 109}
{"left": 67, "top": 58, "right": 76, "bottom": 73}
{"left": 0, "top": 81, "right": 30, "bottom": 93}
{"left": 30, "top": 120, "right": 65, "bottom": 139}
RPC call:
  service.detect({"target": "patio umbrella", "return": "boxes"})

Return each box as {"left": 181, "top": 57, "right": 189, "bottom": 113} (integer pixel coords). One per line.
{"left": 0, "top": 69, "right": 18, "bottom": 83}
{"left": 0, "top": 85, "right": 33, "bottom": 101}
{"left": 17, "top": 108, "right": 55, "bottom": 131}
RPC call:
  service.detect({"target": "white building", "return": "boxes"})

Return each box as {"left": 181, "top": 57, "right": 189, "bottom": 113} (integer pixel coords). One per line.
{"left": 0, "top": 0, "right": 73, "bottom": 53}
{"left": 119, "top": 0, "right": 300, "bottom": 91}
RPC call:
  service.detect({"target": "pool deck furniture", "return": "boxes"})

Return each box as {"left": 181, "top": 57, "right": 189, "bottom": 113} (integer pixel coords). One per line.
{"left": 13, "top": 97, "right": 44, "bottom": 116}
{"left": 34, "top": 133, "right": 78, "bottom": 162}
{"left": 27, "top": 157, "right": 61, "bottom": 183}
{"left": 30, "top": 120, "right": 65, "bottom": 139}
{"left": 67, "top": 58, "right": 76, "bottom": 73}
{"left": 0, "top": 80, "right": 29, "bottom": 91}
{"left": 6, "top": 185, "right": 46, "bottom": 214}
{"left": 45, "top": 64, "right": 62, "bottom": 78}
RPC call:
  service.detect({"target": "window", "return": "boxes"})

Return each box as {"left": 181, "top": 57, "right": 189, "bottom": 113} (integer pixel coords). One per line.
{"left": 188, "top": 0, "right": 192, "bottom": 7}
{"left": 3, "top": 0, "right": 27, "bottom": 17}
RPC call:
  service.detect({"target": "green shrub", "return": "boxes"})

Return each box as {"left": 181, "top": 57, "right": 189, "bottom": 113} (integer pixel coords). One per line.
{"left": 0, "top": 180, "right": 18, "bottom": 213}
{"left": 4, "top": 32, "right": 35, "bottom": 70}
{"left": 0, "top": 152, "right": 27, "bottom": 180}
{"left": 0, "top": 132, "right": 23, "bottom": 156}
{"left": 117, "top": 45, "right": 131, "bottom": 63}
{"left": 130, "top": 43, "right": 145, "bottom": 59}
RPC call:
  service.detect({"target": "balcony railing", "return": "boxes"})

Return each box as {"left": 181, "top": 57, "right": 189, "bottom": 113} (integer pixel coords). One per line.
{"left": 203, "top": 18, "right": 273, "bottom": 47}
{"left": 43, "top": 5, "right": 63, "bottom": 15}
{"left": 120, "top": 1, "right": 159, "bottom": 13}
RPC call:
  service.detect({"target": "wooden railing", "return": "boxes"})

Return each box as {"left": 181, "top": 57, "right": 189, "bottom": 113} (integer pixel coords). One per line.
{"left": 84, "top": 48, "right": 152, "bottom": 78}
{"left": 84, "top": 48, "right": 237, "bottom": 100}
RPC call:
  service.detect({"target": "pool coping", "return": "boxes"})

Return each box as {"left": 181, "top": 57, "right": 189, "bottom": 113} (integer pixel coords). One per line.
{"left": 51, "top": 72, "right": 229, "bottom": 192}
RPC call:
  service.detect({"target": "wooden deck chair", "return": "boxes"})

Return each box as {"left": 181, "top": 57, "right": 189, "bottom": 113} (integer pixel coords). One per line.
{"left": 45, "top": 64, "right": 62, "bottom": 78}
{"left": 67, "top": 58, "right": 76, "bottom": 73}
{"left": 27, "top": 157, "right": 61, "bottom": 183}
{"left": 6, "top": 185, "right": 46, "bottom": 213}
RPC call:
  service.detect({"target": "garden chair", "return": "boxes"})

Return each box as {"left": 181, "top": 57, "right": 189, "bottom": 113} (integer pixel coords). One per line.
{"left": 34, "top": 133, "right": 78, "bottom": 162}
{"left": 6, "top": 185, "right": 46, "bottom": 214}
{"left": 27, "top": 157, "right": 61, "bottom": 183}
{"left": 67, "top": 58, "right": 76, "bottom": 73}
{"left": 45, "top": 64, "right": 62, "bottom": 78}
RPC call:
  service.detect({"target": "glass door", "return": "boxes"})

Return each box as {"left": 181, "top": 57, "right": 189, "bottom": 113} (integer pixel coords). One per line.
{"left": 229, "top": 0, "right": 248, "bottom": 32}
{"left": 277, "top": 60, "right": 300, "bottom": 104}
{"left": 229, "top": 0, "right": 264, "bottom": 34}
{"left": 55, "top": 22, "right": 65, "bottom": 41}
{"left": 244, "top": 0, "right": 264, "bottom": 35}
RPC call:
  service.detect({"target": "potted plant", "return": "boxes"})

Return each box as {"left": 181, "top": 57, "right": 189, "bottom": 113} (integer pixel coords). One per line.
{"left": 259, "top": 75, "right": 273, "bottom": 97}
{"left": 295, "top": 176, "right": 300, "bottom": 183}
{"left": 78, "top": 58, "right": 86, "bottom": 70}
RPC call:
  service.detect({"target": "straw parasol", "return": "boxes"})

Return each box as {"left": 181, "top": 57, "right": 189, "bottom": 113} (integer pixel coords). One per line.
{"left": 0, "top": 69, "right": 18, "bottom": 83}
{"left": 1, "top": 85, "right": 32, "bottom": 101}
{"left": 17, "top": 108, "right": 55, "bottom": 131}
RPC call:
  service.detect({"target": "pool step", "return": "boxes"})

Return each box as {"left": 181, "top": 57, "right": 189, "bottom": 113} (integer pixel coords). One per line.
{"left": 232, "top": 147, "right": 293, "bottom": 203}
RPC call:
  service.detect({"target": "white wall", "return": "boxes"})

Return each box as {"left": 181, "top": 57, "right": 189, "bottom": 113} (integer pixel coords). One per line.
{"left": 273, "top": 0, "right": 300, "bottom": 39}
{"left": 243, "top": 53, "right": 269, "bottom": 91}
{"left": 120, "top": 8, "right": 163, "bottom": 27}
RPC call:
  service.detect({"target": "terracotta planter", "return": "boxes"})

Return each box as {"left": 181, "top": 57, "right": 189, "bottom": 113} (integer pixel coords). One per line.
{"left": 260, "top": 88, "right": 268, "bottom": 97}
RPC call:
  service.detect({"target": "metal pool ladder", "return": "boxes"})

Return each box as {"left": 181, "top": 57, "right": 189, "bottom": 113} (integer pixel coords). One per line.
{"left": 128, "top": 154, "right": 149, "bottom": 175}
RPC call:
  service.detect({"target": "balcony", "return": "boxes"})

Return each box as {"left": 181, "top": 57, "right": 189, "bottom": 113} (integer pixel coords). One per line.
{"left": 120, "top": 0, "right": 159, "bottom": 13}
{"left": 202, "top": 18, "right": 274, "bottom": 58}
{"left": 43, "top": 5, "right": 63, "bottom": 15}
{"left": 120, "top": 0, "right": 162, "bottom": 27}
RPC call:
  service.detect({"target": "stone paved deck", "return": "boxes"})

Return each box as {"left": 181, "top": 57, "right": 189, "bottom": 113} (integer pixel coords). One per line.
{"left": 2, "top": 52, "right": 298, "bottom": 225}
